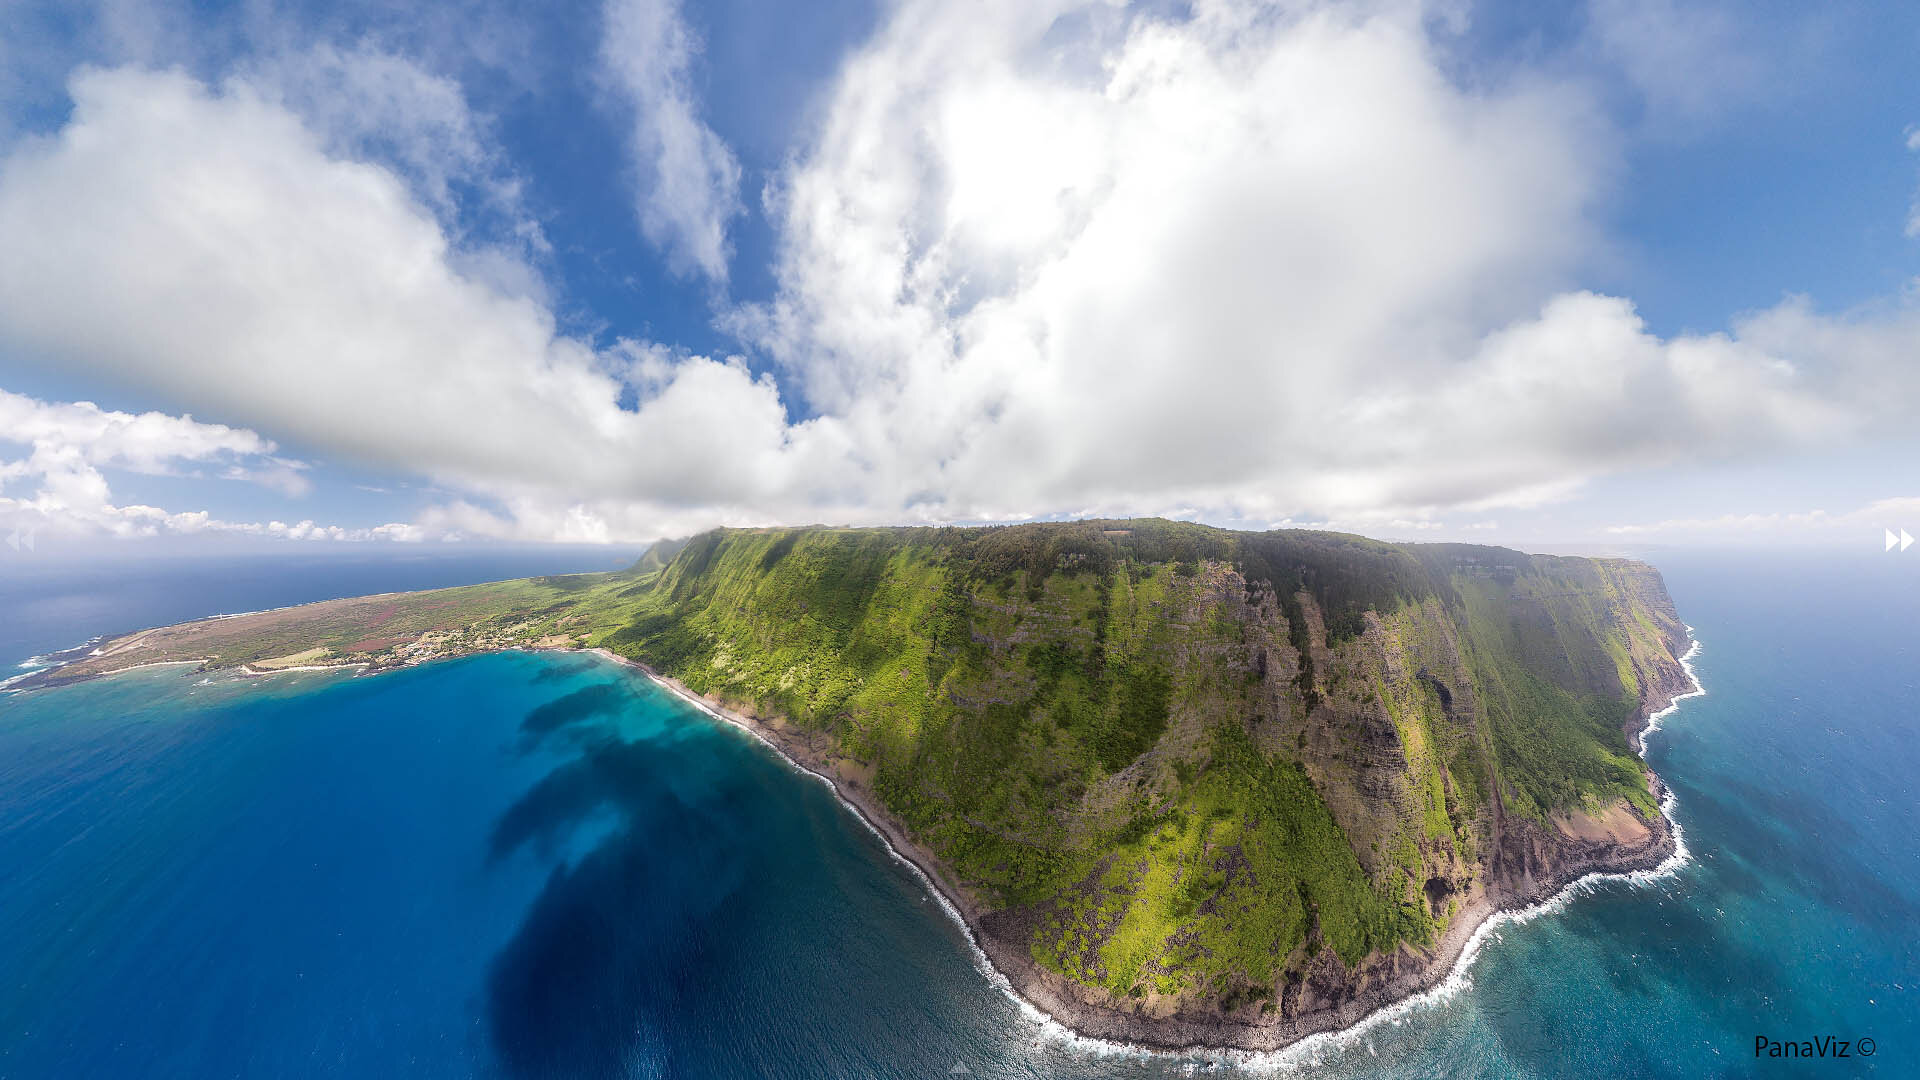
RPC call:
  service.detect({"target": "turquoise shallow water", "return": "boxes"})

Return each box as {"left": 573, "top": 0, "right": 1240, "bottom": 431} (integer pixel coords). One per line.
{"left": 0, "top": 550, "right": 1914, "bottom": 1078}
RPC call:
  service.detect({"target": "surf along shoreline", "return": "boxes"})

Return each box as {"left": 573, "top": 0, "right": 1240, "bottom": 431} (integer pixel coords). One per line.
{"left": 9, "top": 630, "right": 1706, "bottom": 1060}
{"left": 581, "top": 636, "right": 1708, "bottom": 1060}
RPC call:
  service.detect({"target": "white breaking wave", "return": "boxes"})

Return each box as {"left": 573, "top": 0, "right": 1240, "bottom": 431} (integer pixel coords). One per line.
{"left": 1104, "top": 631, "right": 1711, "bottom": 1072}
{"left": 5, "top": 636, "right": 110, "bottom": 692}
{"left": 594, "top": 631, "right": 1709, "bottom": 1072}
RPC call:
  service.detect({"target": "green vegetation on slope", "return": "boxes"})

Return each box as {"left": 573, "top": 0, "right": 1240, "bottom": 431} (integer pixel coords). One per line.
{"left": 579, "top": 521, "right": 1684, "bottom": 1007}
{"left": 45, "top": 521, "right": 1683, "bottom": 1011}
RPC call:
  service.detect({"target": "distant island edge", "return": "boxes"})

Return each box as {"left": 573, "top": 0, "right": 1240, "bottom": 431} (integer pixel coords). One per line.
{"left": 7, "top": 520, "right": 1704, "bottom": 1055}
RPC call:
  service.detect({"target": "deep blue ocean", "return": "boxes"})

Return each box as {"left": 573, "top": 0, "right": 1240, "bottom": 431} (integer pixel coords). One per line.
{"left": 0, "top": 549, "right": 1914, "bottom": 1078}
{"left": 0, "top": 548, "right": 643, "bottom": 673}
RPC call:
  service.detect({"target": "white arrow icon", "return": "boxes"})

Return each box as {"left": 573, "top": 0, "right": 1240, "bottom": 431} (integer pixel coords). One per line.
{"left": 1888, "top": 528, "right": 1899, "bottom": 552}
{"left": 1905, "top": 529, "right": 1915, "bottom": 553}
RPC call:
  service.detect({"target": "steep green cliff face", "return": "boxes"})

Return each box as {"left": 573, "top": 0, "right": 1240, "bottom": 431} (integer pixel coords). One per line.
{"left": 595, "top": 521, "right": 1688, "bottom": 1009}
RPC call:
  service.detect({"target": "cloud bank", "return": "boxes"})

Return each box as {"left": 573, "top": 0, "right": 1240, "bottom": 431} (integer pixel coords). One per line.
{"left": 0, "top": 388, "right": 417, "bottom": 540}
{"left": 0, "top": 1, "right": 1914, "bottom": 544}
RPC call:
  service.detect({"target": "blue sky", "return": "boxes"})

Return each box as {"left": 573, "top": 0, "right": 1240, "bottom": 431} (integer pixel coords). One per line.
{"left": 0, "top": 0, "right": 1917, "bottom": 551}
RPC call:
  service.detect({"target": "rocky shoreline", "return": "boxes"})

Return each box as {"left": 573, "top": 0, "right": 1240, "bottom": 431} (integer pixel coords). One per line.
{"left": 12, "top": 627, "right": 1703, "bottom": 1058}
{"left": 591, "top": 635, "right": 1703, "bottom": 1056}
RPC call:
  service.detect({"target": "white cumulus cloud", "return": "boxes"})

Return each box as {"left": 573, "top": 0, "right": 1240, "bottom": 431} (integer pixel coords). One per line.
{"left": 0, "top": 387, "right": 417, "bottom": 539}
{"left": 736, "top": 0, "right": 1905, "bottom": 526}
{"left": 1907, "top": 125, "right": 1920, "bottom": 238}
{"left": 0, "top": 388, "right": 277, "bottom": 473}
{"left": 2, "top": 3, "right": 1918, "bottom": 545}
{"left": 0, "top": 66, "right": 839, "bottom": 541}
{"left": 598, "top": 0, "right": 743, "bottom": 284}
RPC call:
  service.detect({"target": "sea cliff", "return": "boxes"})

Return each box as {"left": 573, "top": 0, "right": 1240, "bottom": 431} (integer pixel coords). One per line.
{"left": 13, "top": 521, "right": 1694, "bottom": 1052}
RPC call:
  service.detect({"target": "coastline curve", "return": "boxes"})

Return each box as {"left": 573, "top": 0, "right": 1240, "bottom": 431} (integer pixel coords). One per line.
{"left": 589, "top": 631, "right": 1709, "bottom": 1066}
{"left": 5, "top": 624, "right": 1709, "bottom": 1063}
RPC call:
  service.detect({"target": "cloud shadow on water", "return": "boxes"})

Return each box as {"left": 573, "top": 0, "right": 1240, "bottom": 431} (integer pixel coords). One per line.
{"left": 515, "top": 682, "right": 631, "bottom": 754}
{"left": 486, "top": 692, "right": 754, "bottom": 1079}
{"left": 529, "top": 657, "right": 600, "bottom": 684}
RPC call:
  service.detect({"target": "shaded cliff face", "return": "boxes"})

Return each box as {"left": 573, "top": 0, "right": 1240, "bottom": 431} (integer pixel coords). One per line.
{"left": 604, "top": 521, "right": 1690, "bottom": 1023}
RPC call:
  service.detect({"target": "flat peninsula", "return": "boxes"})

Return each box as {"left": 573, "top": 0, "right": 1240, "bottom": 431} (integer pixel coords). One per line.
{"left": 16, "top": 521, "right": 1696, "bottom": 1053}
